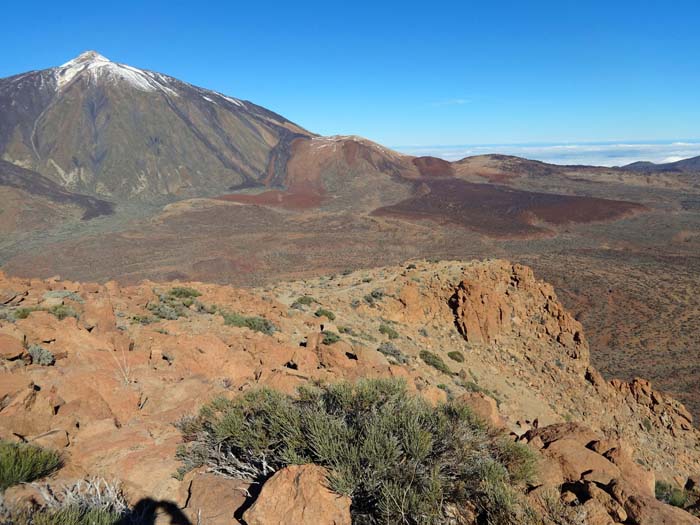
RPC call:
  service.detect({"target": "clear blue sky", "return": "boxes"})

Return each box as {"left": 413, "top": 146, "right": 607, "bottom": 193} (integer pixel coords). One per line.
{"left": 2, "top": 0, "right": 699, "bottom": 148}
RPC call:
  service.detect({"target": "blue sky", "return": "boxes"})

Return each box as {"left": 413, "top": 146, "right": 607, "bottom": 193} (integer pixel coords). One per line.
{"left": 2, "top": 0, "right": 699, "bottom": 163}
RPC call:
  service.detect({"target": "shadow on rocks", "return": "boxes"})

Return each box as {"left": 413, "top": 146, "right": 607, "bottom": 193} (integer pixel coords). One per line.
{"left": 118, "top": 499, "right": 192, "bottom": 525}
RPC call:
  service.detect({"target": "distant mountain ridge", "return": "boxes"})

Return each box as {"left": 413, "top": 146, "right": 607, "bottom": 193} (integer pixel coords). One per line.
{"left": 0, "top": 51, "right": 311, "bottom": 200}
{"left": 622, "top": 155, "right": 700, "bottom": 173}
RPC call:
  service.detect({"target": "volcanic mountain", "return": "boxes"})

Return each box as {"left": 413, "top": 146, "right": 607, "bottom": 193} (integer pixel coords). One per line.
{"left": 0, "top": 51, "right": 310, "bottom": 200}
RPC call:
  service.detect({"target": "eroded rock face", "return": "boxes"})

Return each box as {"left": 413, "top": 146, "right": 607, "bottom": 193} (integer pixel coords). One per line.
{"left": 451, "top": 263, "right": 588, "bottom": 360}
{"left": 242, "top": 465, "right": 351, "bottom": 525}
{"left": 521, "top": 422, "right": 700, "bottom": 524}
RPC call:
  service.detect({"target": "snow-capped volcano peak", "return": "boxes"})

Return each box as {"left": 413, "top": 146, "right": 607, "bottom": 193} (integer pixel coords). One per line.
{"left": 55, "top": 50, "right": 176, "bottom": 94}
{"left": 61, "top": 50, "right": 111, "bottom": 68}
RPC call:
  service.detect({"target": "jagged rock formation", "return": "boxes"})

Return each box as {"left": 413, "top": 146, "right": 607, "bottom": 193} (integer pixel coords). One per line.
{"left": 1, "top": 260, "right": 699, "bottom": 523}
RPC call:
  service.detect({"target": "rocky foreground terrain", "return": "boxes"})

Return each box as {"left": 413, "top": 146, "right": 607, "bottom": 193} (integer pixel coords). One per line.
{"left": 1, "top": 259, "right": 699, "bottom": 524}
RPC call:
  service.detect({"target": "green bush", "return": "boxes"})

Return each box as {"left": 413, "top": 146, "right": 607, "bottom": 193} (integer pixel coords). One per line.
{"left": 363, "top": 289, "right": 384, "bottom": 306}
{"left": 221, "top": 311, "right": 276, "bottom": 335}
{"left": 13, "top": 307, "right": 40, "bottom": 320}
{"left": 377, "top": 342, "right": 408, "bottom": 364}
{"left": 4, "top": 478, "right": 130, "bottom": 525}
{"left": 295, "top": 295, "right": 317, "bottom": 306}
{"left": 15, "top": 507, "right": 122, "bottom": 525}
{"left": 447, "top": 350, "right": 464, "bottom": 363}
{"left": 656, "top": 480, "right": 689, "bottom": 508}
{"left": 314, "top": 308, "right": 336, "bottom": 321}
{"left": 176, "top": 378, "right": 537, "bottom": 524}
{"left": 378, "top": 323, "right": 399, "bottom": 339}
{"left": 0, "top": 441, "right": 62, "bottom": 491}
{"left": 168, "top": 287, "right": 201, "bottom": 299}
{"left": 322, "top": 330, "right": 341, "bottom": 345}
{"left": 48, "top": 304, "right": 79, "bottom": 321}
{"left": 420, "top": 350, "right": 453, "bottom": 375}
{"left": 28, "top": 344, "right": 55, "bottom": 366}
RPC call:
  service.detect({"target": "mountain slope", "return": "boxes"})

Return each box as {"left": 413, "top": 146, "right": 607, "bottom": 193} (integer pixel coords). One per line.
{"left": 0, "top": 51, "right": 311, "bottom": 200}
{"left": 622, "top": 155, "right": 700, "bottom": 173}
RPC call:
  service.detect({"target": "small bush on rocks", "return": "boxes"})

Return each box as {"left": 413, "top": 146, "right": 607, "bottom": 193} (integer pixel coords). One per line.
{"left": 420, "top": 350, "right": 453, "bottom": 375}
{"left": 176, "top": 378, "right": 537, "bottom": 525}
{"left": 314, "top": 308, "right": 336, "bottom": 321}
{"left": 28, "top": 344, "right": 55, "bottom": 366}
{"left": 322, "top": 330, "right": 341, "bottom": 345}
{"left": 378, "top": 323, "right": 399, "bottom": 339}
{"left": 48, "top": 304, "right": 79, "bottom": 321}
{"left": 656, "top": 480, "right": 689, "bottom": 508}
{"left": 4, "top": 478, "right": 130, "bottom": 525}
{"left": 221, "top": 311, "right": 276, "bottom": 336}
{"left": 447, "top": 350, "right": 465, "bottom": 363}
{"left": 377, "top": 342, "right": 408, "bottom": 364}
{"left": 0, "top": 441, "right": 62, "bottom": 491}
{"left": 168, "top": 287, "right": 201, "bottom": 299}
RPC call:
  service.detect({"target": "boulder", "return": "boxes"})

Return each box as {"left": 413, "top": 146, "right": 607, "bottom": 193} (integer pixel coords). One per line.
{"left": 243, "top": 465, "right": 351, "bottom": 525}
{"left": 459, "top": 392, "right": 503, "bottom": 427}
{"left": 624, "top": 495, "right": 700, "bottom": 524}
{"left": 180, "top": 470, "right": 249, "bottom": 525}
{"left": 0, "top": 333, "right": 25, "bottom": 360}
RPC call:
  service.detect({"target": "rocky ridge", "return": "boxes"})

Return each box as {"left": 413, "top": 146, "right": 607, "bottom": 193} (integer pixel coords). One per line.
{"left": 0, "top": 259, "right": 698, "bottom": 523}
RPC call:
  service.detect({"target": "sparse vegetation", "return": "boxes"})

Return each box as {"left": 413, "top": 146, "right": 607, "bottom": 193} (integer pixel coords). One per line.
{"left": 221, "top": 311, "right": 276, "bottom": 335}
{"left": 447, "top": 350, "right": 464, "bottom": 363}
{"left": 377, "top": 341, "right": 408, "bottom": 364}
{"left": 420, "top": 350, "right": 453, "bottom": 375}
{"left": 363, "top": 289, "right": 384, "bottom": 306}
{"left": 655, "top": 480, "right": 689, "bottom": 508}
{"left": 168, "top": 286, "right": 201, "bottom": 299}
{"left": 13, "top": 307, "right": 41, "bottom": 320}
{"left": 0, "top": 441, "right": 62, "bottom": 491}
{"left": 48, "top": 304, "right": 79, "bottom": 320}
{"left": 314, "top": 307, "right": 336, "bottom": 321}
{"left": 176, "top": 378, "right": 537, "bottom": 524}
{"left": 4, "top": 478, "right": 130, "bottom": 525}
{"left": 295, "top": 295, "right": 316, "bottom": 306}
{"left": 321, "top": 330, "right": 341, "bottom": 345}
{"left": 28, "top": 344, "right": 55, "bottom": 366}
{"left": 378, "top": 323, "right": 399, "bottom": 339}
{"left": 43, "top": 291, "right": 84, "bottom": 303}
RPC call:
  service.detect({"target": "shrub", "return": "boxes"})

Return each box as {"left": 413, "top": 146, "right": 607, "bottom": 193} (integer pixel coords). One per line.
{"left": 447, "top": 350, "right": 465, "bottom": 363}
{"left": 377, "top": 342, "right": 408, "bottom": 364}
{"left": 176, "top": 378, "right": 538, "bottom": 524}
{"left": 13, "top": 307, "right": 40, "bottom": 320}
{"left": 28, "top": 344, "right": 55, "bottom": 366}
{"left": 221, "top": 311, "right": 276, "bottom": 336}
{"left": 338, "top": 326, "right": 355, "bottom": 335}
{"left": 6, "top": 478, "right": 130, "bottom": 525}
{"left": 43, "top": 291, "right": 83, "bottom": 303}
{"left": 147, "top": 302, "right": 181, "bottom": 320}
{"left": 321, "top": 330, "right": 340, "bottom": 345}
{"left": 420, "top": 350, "right": 453, "bottom": 375}
{"left": 48, "top": 304, "right": 79, "bottom": 321}
{"left": 378, "top": 323, "right": 399, "bottom": 339}
{"left": 656, "top": 480, "right": 689, "bottom": 508}
{"left": 0, "top": 441, "right": 62, "bottom": 491}
{"left": 168, "top": 287, "right": 201, "bottom": 299}
{"left": 295, "top": 295, "right": 316, "bottom": 306}
{"left": 363, "top": 289, "right": 384, "bottom": 306}
{"left": 314, "top": 308, "right": 336, "bottom": 321}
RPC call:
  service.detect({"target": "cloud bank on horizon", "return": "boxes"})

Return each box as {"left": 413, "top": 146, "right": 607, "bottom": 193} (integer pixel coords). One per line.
{"left": 396, "top": 140, "right": 700, "bottom": 167}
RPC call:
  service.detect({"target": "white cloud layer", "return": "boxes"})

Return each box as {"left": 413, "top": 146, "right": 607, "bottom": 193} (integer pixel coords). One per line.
{"left": 395, "top": 140, "right": 700, "bottom": 167}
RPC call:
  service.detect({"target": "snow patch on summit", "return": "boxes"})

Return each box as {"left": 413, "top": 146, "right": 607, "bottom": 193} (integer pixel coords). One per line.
{"left": 55, "top": 51, "right": 177, "bottom": 96}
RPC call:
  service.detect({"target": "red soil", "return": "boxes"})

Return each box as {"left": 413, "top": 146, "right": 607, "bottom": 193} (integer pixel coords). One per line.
{"left": 372, "top": 179, "right": 646, "bottom": 237}
{"left": 411, "top": 156, "right": 454, "bottom": 178}
{"left": 217, "top": 190, "right": 325, "bottom": 210}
